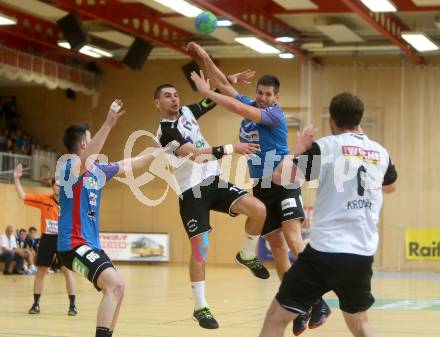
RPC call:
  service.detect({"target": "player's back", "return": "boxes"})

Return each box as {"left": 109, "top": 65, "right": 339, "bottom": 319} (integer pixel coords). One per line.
{"left": 310, "top": 132, "right": 393, "bottom": 256}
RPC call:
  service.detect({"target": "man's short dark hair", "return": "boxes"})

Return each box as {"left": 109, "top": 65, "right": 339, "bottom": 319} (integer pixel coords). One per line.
{"left": 28, "top": 226, "right": 37, "bottom": 232}
{"left": 63, "top": 123, "right": 89, "bottom": 153}
{"left": 329, "top": 92, "right": 364, "bottom": 129}
{"left": 257, "top": 75, "right": 280, "bottom": 94}
{"left": 19, "top": 228, "right": 26, "bottom": 234}
{"left": 154, "top": 84, "right": 175, "bottom": 99}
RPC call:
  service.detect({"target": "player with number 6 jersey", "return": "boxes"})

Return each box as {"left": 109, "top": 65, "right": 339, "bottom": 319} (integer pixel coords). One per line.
{"left": 260, "top": 92, "right": 398, "bottom": 337}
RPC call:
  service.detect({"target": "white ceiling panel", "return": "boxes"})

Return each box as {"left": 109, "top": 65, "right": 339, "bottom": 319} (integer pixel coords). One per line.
{"left": 119, "top": 0, "right": 175, "bottom": 13}
{"left": 315, "top": 24, "right": 364, "bottom": 43}
{"left": 0, "top": 0, "right": 67, "bottom": 21}
{"left": 273, "top": 0, "right": 318, "bottom": 10}
{"left": 411, "top": 0, "right": 440, "bottom": 6}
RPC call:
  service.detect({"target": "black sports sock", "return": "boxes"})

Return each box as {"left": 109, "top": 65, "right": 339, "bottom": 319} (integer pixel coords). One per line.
{"left": 69, "top": 295, "right": 76, "bottom": 307}
{"left": 33, "top": 294, "right": 41, "bottom": 305}
{"left": 96, "top": 327, "right": 109, "bottom": 337}
{"left": 108, "top": 331, "right": 113, "bottom": 337}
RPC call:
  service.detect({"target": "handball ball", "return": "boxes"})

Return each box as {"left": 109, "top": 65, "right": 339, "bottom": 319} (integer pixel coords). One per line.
{"left": 195, "top": 11, "right": 217, "bottom": 34}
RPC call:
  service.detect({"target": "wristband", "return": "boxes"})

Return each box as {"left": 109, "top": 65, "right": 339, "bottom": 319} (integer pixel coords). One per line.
{"left": 212, "top": 146, "right": 225, "bottom": 159}
{"left": 224, "top": 144, "right": 234, "bottom": 155}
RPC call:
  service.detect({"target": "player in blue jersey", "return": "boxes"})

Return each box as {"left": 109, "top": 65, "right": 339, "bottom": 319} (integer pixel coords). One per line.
{"left": 187, "top": 42, "right": 331, "bottom": 336}
{"left": 57, "top": 99, "right": 177, "bottom": 337}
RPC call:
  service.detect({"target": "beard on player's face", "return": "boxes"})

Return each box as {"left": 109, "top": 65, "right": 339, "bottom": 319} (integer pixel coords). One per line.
{"left": 255, "top": 85, "right": 278, "bottom": 108}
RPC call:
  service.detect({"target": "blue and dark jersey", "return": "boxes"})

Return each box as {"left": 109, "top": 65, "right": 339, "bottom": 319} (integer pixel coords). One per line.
{"left": 57, "top": 161, "right": 119, "bottom": 252}
{"left": 237, "top": 94, "right": 289, "bottom": 178}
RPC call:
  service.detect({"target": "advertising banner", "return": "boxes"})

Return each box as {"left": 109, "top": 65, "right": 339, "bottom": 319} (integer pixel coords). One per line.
{"left": 405, "top": 228, "right": 440, "bottom": 260}
{"left": 99, "top": 232, "right": 169, "bottom": 262}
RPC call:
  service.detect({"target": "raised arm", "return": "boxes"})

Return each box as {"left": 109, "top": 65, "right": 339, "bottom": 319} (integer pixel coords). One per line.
{"left": 115, "top": 141, "right": 180, "bottom": 175}
{"left": 190, "top": 70, "right": 263, "bottom": 122}
{"left": 13, "top": 163, "right": 25, "bottom": 200}
{"left": 187, "top": 42, "right": 239, "bottom": 98}
{"left": 79, "top": 99, "right": 125, "bottom": 175}
{"left": 273, "top": 127, "right": 317, "bottom": 186}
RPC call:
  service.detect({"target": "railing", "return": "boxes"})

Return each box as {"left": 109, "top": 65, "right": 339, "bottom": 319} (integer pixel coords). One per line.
{"left": 0, "top": 150, "right": 57, "bottom": 184}
{"left": 0, "top": 152, "right": 31, "bottom": 183}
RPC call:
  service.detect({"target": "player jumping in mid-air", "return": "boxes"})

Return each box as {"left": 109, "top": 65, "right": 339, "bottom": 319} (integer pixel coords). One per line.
{"left": 260, "top": 92, "right": 397, "bottom": 337}
{"left": 187, "top": 41, "right": 331, "bottom": 335}
{"left": 154, "top": 83, "right": 269, "bottom": 329}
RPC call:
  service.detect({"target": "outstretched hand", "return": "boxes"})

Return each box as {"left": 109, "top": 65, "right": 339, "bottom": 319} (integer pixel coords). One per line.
{"left": 227, "top": 69, "right": 255, "bottom": 85}
{"left": 233, "top": 143, "right": 260, "bottom": 155}
{"left": 105, "top": 99, "right": 126, "bottom": 128}
{"left": 186, "top": 41, "right": 210, "bottom": 60}
{"left": 190, "top": 70, "right": 211, "bottom": 95}
{"left": 13, "top": 163, "right": 22, "bottom": 179}
{"left": 293, "top": 126, "right": 316, "bottom": 155}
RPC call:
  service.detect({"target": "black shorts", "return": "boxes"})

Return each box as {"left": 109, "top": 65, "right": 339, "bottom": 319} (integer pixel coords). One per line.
{"left": 276, "top": 245, "right": 375, "bottom": 314}
{"left": 253, "top": 179, "right": 305, "bottom": 236}
{"left": 179, "top": 175, "right": 248, "bottom": 239}
{"left": 58, "top": 245, "right": 115, "bottom": 291}
{"left": 36, "top": 234, "right": 61, "bottom": 267}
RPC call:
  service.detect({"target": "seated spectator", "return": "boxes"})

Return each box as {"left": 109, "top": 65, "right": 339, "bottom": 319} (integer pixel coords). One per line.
{"left": 25, "top": 226, "right": 39, "bottom": 253}
{"left": 0, "top": 225, "right": 25, "bottom": 275}
{"left": 16, "top": 228, "right": 36, "bottom": 275}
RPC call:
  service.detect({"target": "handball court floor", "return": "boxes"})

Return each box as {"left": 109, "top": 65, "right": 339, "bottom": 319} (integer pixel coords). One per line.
{"left": 0, "top": 264, "right": 439, "bottom": 337}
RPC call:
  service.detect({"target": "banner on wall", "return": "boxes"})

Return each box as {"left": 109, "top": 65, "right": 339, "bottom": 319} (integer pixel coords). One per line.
{"left": 405, "top": 228, "right": 440, "bottom": 260}
{"left": 99, "top": 232, "right": 169, "bottom": 262}
{"left": 258, "top": 207, "right": 313, "bottom": 261}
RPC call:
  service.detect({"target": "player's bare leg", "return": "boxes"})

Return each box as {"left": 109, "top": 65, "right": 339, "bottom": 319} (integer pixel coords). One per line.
{"left": 95, "top": 268, "right": 125, "bottom": 337}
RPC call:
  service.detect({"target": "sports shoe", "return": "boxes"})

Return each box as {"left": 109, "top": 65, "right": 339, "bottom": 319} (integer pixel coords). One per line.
{"left": 28, "top": 303, "right": 40, "bottom": 314}
{"left": 25, "top": 268, "right": 37, "bottom": 275}
{"left": 292, "top": 309, "right": 311, "bottom": 336}
{"left": 192, "top": 307, "right": 219, "bottom": 329}
{"left": 235, "top": 252, "right": 270, "bottom": 279}
{"left": 68, "top": 305, "right": 78, "bottom": 316}
{"left": 309, "top": 299, "right": 331, "bottom": 329}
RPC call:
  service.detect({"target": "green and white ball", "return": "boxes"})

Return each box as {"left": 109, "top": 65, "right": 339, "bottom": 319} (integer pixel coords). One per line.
{"left": 195, "top": 11, "right": 217, "bottom": 34}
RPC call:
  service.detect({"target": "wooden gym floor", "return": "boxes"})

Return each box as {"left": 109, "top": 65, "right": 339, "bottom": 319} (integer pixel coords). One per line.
{"left": 0, "top": 264, "right": 439, "bottom": 337}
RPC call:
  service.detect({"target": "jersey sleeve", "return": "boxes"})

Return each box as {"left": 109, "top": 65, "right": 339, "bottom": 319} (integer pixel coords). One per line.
{"left": 383, "top": 157, "right": 397, "bottom": 186}
{"left": 259, "top": 105, "right": 284, "bottom": 128}
{"left": 159, "top": 126, "right": 190, "bottom": 149}
{"left": 95, "top": 163, "right": 120, "bottom": 181}
{"left": 294, "top": 142, "right": 321, "bottom": 181}
{"left": 235, "top": 94, "right": 255, "bottom": 106}
{"left": 235, "top": 94, "right": 283, "bottom": 128}
{"left": 24, "top": 194, "right": 47, "bottom": 209}
{"left": 186, "top": 89, "right": 219, "bottom": 119}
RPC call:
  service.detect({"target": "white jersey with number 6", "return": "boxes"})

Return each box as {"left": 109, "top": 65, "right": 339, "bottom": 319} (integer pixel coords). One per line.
{"left": 310, "top": 133, "right": 394, "bottom": 256}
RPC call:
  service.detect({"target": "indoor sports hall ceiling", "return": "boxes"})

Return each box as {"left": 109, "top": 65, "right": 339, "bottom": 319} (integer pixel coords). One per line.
{"left": 0, "top": 0, "right": 439, "bottom": 68}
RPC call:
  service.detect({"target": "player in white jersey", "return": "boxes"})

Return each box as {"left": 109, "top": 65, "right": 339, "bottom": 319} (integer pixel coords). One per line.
{"left": 154, "top": 84, "right": 270, "bottom": 329}
{"left": 259, "top": 92, "right": 397, "bottom": 337}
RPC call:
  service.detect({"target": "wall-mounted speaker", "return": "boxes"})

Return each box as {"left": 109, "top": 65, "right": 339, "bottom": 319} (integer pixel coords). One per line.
{"left": 57, "top": 12, "right": 89, "bottom": 50}
{"left": 182, "top": 60, "right": 201, "bottom": 91}
{"left": 123, "top": 38, "right": 154, "bottom": 70}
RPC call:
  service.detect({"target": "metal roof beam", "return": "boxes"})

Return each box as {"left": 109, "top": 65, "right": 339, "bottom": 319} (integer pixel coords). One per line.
{"left": 339, "top": 0, "right": 425, "bottom": 64}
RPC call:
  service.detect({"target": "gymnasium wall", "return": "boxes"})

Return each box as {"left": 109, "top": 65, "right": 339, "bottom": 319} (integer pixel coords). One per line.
{"left": 0, "top": 184, "right": 53, "bottom": 233}
{"left": 1, "top": 55, "right": 439, "bottom": 271}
